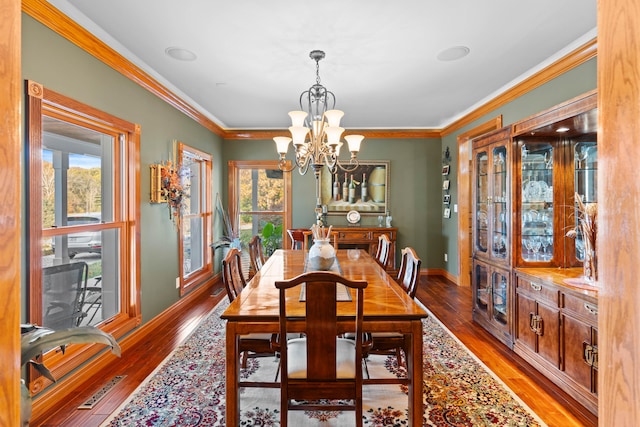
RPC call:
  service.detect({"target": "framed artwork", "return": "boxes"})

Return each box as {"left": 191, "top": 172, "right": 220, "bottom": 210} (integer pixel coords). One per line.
{"left": 442, "top": 179, "right": 450, "bottom": 191}
{"left": 444, "top": 207, "right": 451, "bottom": 218}
{"left": 443, "top": 194, "right": 451, "bottom": 205}
{"left": 320, "top": 161, "right": 389, "bottom": 215}
{"left": 442, "top": 164, "right": 450, "bottom": 175}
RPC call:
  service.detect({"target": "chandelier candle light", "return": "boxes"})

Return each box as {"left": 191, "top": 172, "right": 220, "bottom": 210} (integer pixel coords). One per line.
{"left": 274, "top": 50, "right": 365, "bottom": 225}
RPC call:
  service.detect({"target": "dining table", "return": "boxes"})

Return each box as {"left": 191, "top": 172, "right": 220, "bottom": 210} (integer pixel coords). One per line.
{"left": 221, "top": 248, "right": 428, "bottom": 426}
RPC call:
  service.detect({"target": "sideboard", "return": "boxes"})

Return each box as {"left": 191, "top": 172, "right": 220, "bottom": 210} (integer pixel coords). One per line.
{"left": 331, "top": 227, "right": 397, "bottom": 272}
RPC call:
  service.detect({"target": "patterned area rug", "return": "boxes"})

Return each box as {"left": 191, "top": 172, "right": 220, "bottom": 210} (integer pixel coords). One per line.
{"left": 103, "top": 299, "right": 546, "bottom": 426}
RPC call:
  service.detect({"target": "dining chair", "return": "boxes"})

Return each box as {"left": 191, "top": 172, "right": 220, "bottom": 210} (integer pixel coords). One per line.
{"left": 42, "top": 261, "right": 89, "bottom": 330}
{"left": 248, "top": 235, "right": 265, "bottom": 279}
{"left": 368, "top": 247, "right": 422, "bottom": 368}
{"left": 275, "top": 271, "right": 368, "bottom": 427}
{"left": 222, "top": 248, "right": 276, "bottom": 369}
{"left": 374, "top": 234, "right": 392, "bottom": 269}
{"left": 287, "top": 228, "right": 307, "bottom": 250}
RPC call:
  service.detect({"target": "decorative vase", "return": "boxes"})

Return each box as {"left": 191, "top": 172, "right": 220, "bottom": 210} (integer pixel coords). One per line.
{"left": 583, "top": 240, "right": 597, "bottom": 284}
{"left": 308, "top": 238, "right": 336, "bottom": 271}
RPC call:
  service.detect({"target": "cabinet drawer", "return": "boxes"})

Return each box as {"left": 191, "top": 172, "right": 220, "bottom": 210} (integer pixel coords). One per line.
{"left": 372, "top": 230, "right": 395, "bottom": 240}
{"left": 336, "top": 230, "right": 372, "bottom": 241}
{"left": 516, "top": 276, "right": 559, "bottom": 306}
{"left": 563, "top": 293, "right": 598, "bottom": 323}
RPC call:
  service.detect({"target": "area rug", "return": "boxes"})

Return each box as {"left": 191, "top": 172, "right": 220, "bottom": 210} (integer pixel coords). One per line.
{"left": 102, "top": 299, "right": 547, "bottom": 426}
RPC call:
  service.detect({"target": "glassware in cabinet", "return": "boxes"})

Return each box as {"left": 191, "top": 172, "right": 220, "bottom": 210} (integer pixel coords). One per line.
{"left": 511, "top": 90, "right": 597, "bottom": 268}
{"left": 572, "top": 141, "right": 597, "bottom": 262}
{"left": 475, "top": 150, "right": 489, "bottom": 255}
{"left": 472, "top": 126, "right": 511, "bottom": 266}
{"left": 491, "top": 145, "right": 508, "bottom": 260}
{"left": 519, "top": 142, "right": 555, "bottom": 264}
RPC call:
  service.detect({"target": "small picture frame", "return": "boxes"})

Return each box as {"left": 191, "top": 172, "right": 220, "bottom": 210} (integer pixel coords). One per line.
{"left": 442, "top": 164, "right": 450, "bottom": 176}
{"left": 442, "top": 180, "right": 450, "bottom": 191}
{"left": 444, "top": 208, "right": 451, "bottom": 218}
{"left": 443, "top": 194, "right": 451, "bottom": 205}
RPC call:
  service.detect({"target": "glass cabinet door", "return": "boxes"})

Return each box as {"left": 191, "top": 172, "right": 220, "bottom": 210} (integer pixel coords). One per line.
{"left": 474, "top": 262, "right": 489, "bottom": 314}
{"left": 491, "top": 145, "right": 508, "bottom": 260}
{"left": 491, "top": 270, "right": 508, "bottom": 325}
{"left": 475, "top": 150, "right": 489, "bottom": 255}
{"left": 573, "top": 141, "right": 597, "bottom": 262}
{"left": 520, "top": 142, "right": 554, "bottom": 263}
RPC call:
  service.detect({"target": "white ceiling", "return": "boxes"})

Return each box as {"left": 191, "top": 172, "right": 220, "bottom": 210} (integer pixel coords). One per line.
{"left": 47, "top": 0, "right": 597, "bottom": 131}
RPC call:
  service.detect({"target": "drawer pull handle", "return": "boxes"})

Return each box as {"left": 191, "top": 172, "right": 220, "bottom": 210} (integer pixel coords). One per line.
{"left": 530, "top": 283, "right": 542, "bottom": 291}
{"left": 583, "top": 342, "right": 598, "bottom": 368}
{"left": 584, "top": 303, "right": 598, "bottom": 315}
{"left": 529, "top": 313, "right": 543, "bottom": 336}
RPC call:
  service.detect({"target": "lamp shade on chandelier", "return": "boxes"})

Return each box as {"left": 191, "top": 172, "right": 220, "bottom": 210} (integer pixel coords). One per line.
{"left": 274, "top": 50, "right": 364, "bottom": 175}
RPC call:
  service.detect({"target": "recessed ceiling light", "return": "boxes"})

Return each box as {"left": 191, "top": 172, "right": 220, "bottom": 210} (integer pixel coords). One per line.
{"left": 556, "top": 127, "right": 570, "bottom": 133}
{"left": 165, "top": 47, "right": 197, "bottom": 61}
{"left": 437, "top": 46, "right": 470, "bottom": 62}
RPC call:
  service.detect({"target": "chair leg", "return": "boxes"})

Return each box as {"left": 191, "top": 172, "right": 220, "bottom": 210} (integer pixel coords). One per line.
{"left": 356, "top": 396, "right": 363, "bottom": 427}
{"left": 362, "top": 358, "right": 370, "bottom": 379}
{"left": 281, "top": 398, "right": 288, "bottom": 427}
{"left": 241, "top": 351, "right": 248, "bottom": 368}
{"left": 396, "top": 347, "right": 403, "bottom": 369}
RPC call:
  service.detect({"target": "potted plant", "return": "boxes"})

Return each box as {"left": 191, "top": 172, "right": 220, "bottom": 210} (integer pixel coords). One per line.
{"left": 20, "top": 324, "right": 121, "bottom": 426}
{"left": 212, "top": 192, "right": 240, "bottom": 251}
{"left": 260, "top": 221, "right": 283, "bottom": 257}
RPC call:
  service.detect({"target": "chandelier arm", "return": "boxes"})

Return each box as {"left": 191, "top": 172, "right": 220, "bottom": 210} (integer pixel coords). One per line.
{"left": 298, "top": 158, "right": 312, "bottom": 175}
{"left": 277, "top": 159, "right": 297, "bottom": 173}
{"left": 335, "top": 158, "right": 360, "bottom": 173}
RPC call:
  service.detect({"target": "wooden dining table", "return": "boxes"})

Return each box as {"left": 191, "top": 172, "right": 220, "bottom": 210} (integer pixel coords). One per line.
{"left": 221, "top": 248, "right": 428, "bottom": 426}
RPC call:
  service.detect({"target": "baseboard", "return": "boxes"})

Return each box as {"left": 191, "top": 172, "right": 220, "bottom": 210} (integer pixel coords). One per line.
{"left": 30, "top": 273, "right": 221, "bottom": 425}
{"left": 421, "top": 268, "right": 458, "bottom": 285}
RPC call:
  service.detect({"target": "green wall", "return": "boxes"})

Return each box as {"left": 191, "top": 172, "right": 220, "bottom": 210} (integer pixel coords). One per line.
{"left": 21, "top": 10, "right": 597, "bottom": 329}
{"left": 441, "top": 58, "right": 598, "bottom": 276}
{"left": 21, "top": 15, "right": 225, "bottom": 323}
{"left": 222, "top": 137, "right": 443, "bottom": 269}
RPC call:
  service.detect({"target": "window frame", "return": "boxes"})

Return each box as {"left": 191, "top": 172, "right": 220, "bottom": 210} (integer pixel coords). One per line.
{"left": 25, "top": 80, "right": 141, "bottom": 393}
{"left": 177, "top": 142, "right": 213, "bottom": 295}
{"left": 228, "top": 160, "right": 292, "bottom": 249}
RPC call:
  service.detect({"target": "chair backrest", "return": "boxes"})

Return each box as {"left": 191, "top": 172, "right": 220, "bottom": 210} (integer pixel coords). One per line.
{"left": 396, "top": 247, "right": 422, "bottom": 299}
{"left": 374, "top": 234, "right": 392, "bottom": 269}
{"left": 248, "top": 235, "right": 265, "bottom": 275}
{"left": 222, "top": 247, "right": 246, "bottom": 303}
{"left": 42, "top": 261, "right": 88, "bottom": 329}
{"left": 275, "top": 271, "right": 367, "bottom": 383}
{"left": 287, "top": 228, "right": 307, "bottom": 250}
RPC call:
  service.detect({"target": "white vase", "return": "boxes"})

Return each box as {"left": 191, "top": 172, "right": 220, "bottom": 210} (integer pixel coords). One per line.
{"left": 308, "top": 238, "right": 336, "bottom": 271}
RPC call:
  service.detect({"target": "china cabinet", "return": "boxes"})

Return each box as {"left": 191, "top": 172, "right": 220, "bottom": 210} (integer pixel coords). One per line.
{"left": 470, "top": 90, "right": 599, "bottom": 416}
{"left": 512, "top": 90, "right": 597, "bottom": 268}
{"left": 471, "top": 127, "right": 512, "bottom": 346}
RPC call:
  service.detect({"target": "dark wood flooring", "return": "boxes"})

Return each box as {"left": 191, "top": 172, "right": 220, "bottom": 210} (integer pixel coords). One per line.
{"left": 35, "top": 275, "right": 597, "bottom": 427}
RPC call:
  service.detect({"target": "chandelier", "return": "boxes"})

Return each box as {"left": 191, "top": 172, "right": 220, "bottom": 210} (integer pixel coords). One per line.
{"left": 274, "top": 50, "right": 364, "bottom": 176}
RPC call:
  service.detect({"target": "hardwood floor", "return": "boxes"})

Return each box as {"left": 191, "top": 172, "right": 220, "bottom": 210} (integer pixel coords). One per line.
{"left": 34, "top": 275, "right": 597, "bottom": 426}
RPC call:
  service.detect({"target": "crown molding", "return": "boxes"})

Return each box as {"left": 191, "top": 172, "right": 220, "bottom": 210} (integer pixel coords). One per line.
{"left": 441, "top": 38, "right": 597, "bottom": 137}
{"left": 23, "top": 0, "right": 596, "bottom": 141}
{"left": 22, "top": 0, "right": 226, "bottom": 138}
{"left": 223, "top": 128, "right": 441, "bottom": 140}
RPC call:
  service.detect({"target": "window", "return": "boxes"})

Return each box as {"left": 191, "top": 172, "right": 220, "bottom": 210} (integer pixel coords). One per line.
{"left": 178, "top": 143, "right": 212, "bottom": 294}
{"left": 228, "top": 161, "right": 292, "bottom": 263}
{"left": 26, "top": 80, "right": 140, "bottom": 389}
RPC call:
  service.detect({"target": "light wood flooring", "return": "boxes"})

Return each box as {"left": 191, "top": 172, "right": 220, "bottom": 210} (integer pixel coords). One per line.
{"left": 33, "top": 275, "right": 597, "bottom": 426}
